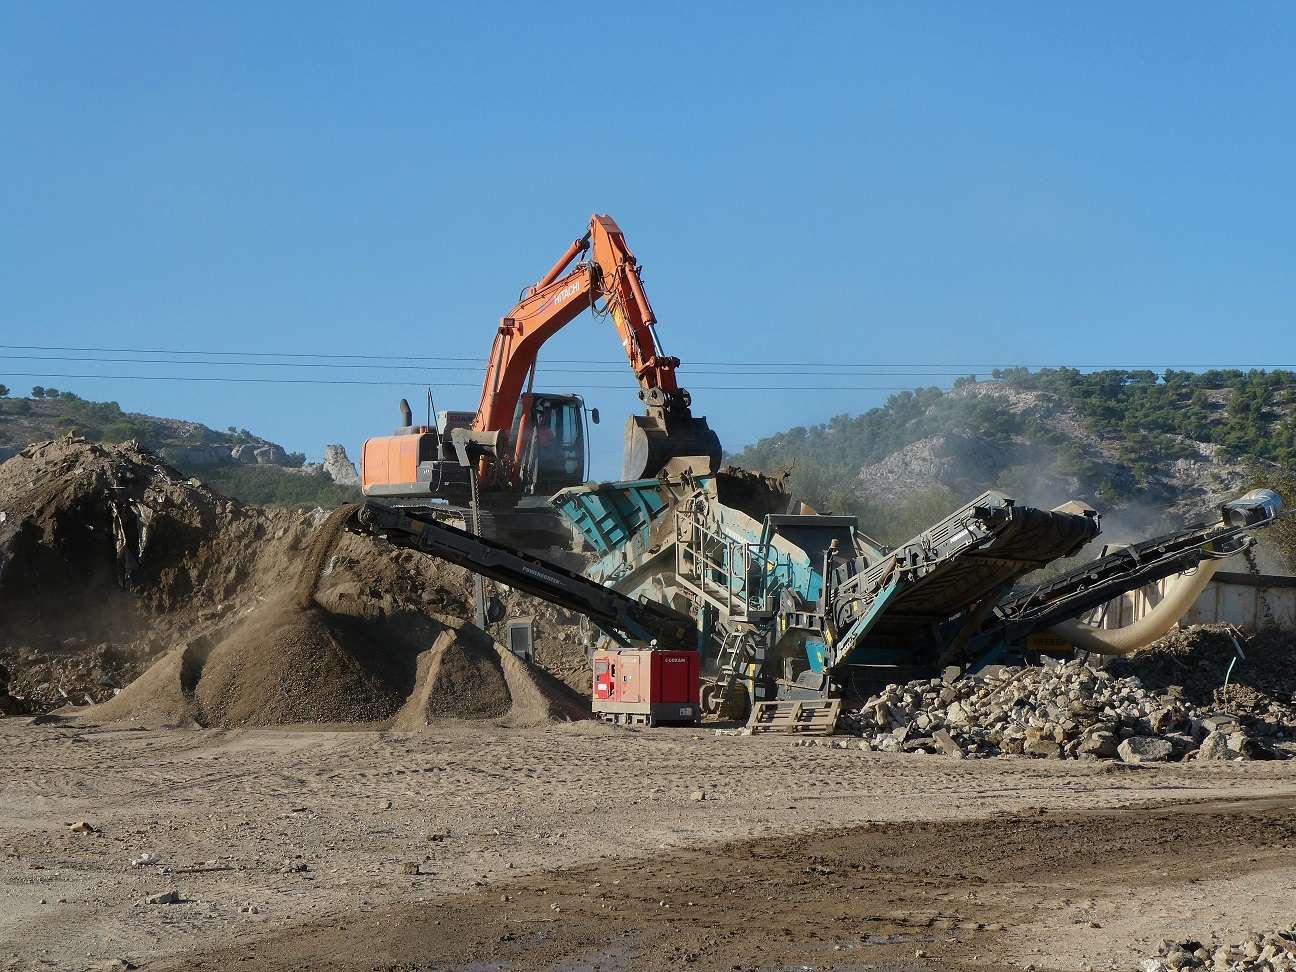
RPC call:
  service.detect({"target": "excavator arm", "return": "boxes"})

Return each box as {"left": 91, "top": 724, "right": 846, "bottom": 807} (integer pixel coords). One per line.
{"left": 361, "top": 214, "right": 721, "bottom": 513}
{"left": 474, "top": 214, "right": 720, "bottom": 480}
{"left": 473, "top": 258, "right": 596, "bottom": 433}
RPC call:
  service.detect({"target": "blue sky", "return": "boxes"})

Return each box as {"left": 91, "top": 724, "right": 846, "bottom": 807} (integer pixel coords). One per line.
{"left": 3, "top": 3, "right": 1294, "bottom": 478}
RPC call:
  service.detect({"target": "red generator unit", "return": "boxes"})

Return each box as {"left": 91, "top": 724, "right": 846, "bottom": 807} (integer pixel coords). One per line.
{"left": 591, "top": 649, "right": 700, "bottom": 726}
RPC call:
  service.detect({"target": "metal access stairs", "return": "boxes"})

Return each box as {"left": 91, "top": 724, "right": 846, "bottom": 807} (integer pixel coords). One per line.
{"left": 702, "top": 624, "right": 759, "bottom": 717}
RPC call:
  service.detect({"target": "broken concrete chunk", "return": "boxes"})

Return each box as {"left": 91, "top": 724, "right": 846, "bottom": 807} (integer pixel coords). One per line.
{"left": 1118, "top": 736, "right": 1174, "bottom": 764}
{"left": 931, "top": 729, "right": 965, "bottom": 758}
{"left": 1077, "top": 730, "right": 1119, "bottom": 758}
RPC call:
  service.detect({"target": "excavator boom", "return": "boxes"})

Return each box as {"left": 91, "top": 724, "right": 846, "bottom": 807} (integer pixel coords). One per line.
{"left": 474, "top": 261, "right": 595, "bottom": 433}
{"left": 474, "top": 214, "right": 721, "bottom": 479}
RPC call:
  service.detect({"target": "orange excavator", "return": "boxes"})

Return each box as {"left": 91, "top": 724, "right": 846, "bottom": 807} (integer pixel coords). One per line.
{"left": 360, "top": 215, "right": 721, "bottom": 544}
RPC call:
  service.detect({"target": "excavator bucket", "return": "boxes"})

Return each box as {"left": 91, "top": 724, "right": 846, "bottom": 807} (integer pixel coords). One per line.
{"left": 623, "top": 412, "right": 723, "bottom": 481}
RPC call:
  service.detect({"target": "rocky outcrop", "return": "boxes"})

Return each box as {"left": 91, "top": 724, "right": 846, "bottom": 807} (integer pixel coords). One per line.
{"left": 279, "top": 445, "right": 359, "bottom": 486}
{"left": 322, "top": 445, "right": 360, "bottom": 486}
{"left": 231, "top": 443, "right": 290, "bottom": 465}
{"left": 856, "top": 433, "right": 1080, "bottom": 507}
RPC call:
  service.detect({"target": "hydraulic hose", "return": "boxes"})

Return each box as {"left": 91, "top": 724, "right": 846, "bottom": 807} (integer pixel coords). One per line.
{"left": 1046, "top": 557, "right": 1223, "bottom": 656}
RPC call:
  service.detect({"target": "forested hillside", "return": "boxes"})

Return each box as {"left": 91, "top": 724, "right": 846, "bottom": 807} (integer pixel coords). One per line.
{"left": 732, "top": 368, "right": 1296, "bottom": 545}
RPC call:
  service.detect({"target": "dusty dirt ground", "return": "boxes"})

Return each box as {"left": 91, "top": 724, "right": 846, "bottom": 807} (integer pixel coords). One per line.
{"left": 3, "top": 718, "right": 1295, "bottom": 972}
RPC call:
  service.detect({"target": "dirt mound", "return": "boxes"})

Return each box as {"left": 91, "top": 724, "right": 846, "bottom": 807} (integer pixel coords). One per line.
{"left": 76, "top": 488, "right": 586, "bottom": 729}
{"left": 4, "top": 437, "right": 591, "bottom": 724}
{"left": 91, "top": 500, "right": 475, "bottom": 728}
{"left": 82, "top": 636, "right": 210, "bottom": 727}
{"left": 494, "top": 639, "right": 592, "bottom": 726}
{"left": 0, "top": 435, "right": 264, "bottom": 626}
{"left": 90, "top": 600, "right": 588, "bottom": 730}
{"left": 392, "top": 629, "right": 512, "bottom": 729}
{"left": 391, "top": 622, "right": 590, "bottom": 730}
{"left": 191, "top": 600, "right": 408, "bottom": 726}
{"left": 0, "top": 435, "right": 279, "bottom": 709}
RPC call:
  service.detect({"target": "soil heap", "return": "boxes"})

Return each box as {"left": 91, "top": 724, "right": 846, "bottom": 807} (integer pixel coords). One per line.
{"left": 1, "top": 436, "right": 589, "bottom": 723}
{"left": 84, "top": 499, "right": 586, "bottom": 728}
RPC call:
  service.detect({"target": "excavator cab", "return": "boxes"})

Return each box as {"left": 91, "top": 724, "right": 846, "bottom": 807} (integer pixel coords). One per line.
{"left": 512, "top": 392, "right": 587, "bottom": 493}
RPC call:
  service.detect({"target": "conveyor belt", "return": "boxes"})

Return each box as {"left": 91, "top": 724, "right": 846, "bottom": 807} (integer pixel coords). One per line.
{"left": 349, "top": 500, "right": 696, "bottom": 648}
{"left": 831, "top": 492, "right": 1101, "bottom": 645}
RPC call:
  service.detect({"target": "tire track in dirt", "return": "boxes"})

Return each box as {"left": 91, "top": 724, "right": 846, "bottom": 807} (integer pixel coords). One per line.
{"left": 159, "top": 796, "right": 1296, "bottom": 972}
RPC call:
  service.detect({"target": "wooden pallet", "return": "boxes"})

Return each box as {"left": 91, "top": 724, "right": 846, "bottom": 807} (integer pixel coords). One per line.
{"left": 746, "top": 699, "right": 842, "bottom": 735}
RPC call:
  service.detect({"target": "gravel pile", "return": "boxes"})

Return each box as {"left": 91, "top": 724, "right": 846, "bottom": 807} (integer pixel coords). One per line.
{"left": 841, "top": 656, "right": 1295, "bottom": 761}
{"left": 1143, "top": 928, "right": 1296, "bottom": 970}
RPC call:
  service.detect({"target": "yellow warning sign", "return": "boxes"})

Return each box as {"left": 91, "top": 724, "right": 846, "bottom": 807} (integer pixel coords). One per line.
{"left": 1027, "top": 632, "right": 1073, "bottom": 654}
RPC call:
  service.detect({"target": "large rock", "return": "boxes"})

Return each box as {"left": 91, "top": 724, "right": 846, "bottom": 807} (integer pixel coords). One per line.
{"left": 1196, "top": 731, "right": 1232, "bottom": 760}
{"left": 1148, "top": 706, "right": 1184, "bottom": 734}
{"left": 1198, "top": 714, "right": 1242, "bottom": 737}
{"left": 1077, "top": 730, "right": 1119, "bottom": 758}
{"left": 1227, "top": 731, "right": 1271, "bottom": 760}
{"left": 230, "top": 443, "right": 289, "bottom": 465}
{"left": 323, "top": 444, "right": 360, "bottom": 486}
{"left": 1118, "top": 736, "right": 1174, "bottom": 764}
{"left": 253, "top": 444, "right": 289, "bottom": 465}
{"left": 931, "top": 729, "right": 966, "bottom": 758}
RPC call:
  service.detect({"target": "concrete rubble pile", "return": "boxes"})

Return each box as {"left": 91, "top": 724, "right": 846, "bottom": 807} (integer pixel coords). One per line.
{"left": 1111, "top": 625, "right": 1296, "bottom": 735}
{"left": 837, "top": 656, "right": 1295, "bottom": 762}
{"left": 1143, "top": 928, "right": 1296, "bottom": 971}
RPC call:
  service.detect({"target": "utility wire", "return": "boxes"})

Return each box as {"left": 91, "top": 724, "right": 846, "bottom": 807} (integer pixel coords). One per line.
{"left": 4, "top": 344, "right": 1295, "bottom": 371}
{"left": 0, "top": 371, "right": 924, "bottom": 391}
{"left": 0, "top": 354, "right": 990, "bottom": 377}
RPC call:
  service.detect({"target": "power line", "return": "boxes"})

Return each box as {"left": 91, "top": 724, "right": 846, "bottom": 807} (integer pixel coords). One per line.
{"left": 0, "top": 343, "right": 490, "bottom": 362}
{"left": 4, "top": 343, "right": 1295, "bottom": 370}
{"left": 0, "top": 371, "right": 925, "bottom": 391}
{"left": 0, "top": 354, "right": 986, "bottom": 378}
